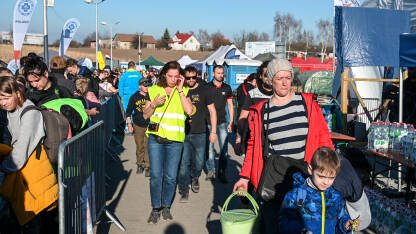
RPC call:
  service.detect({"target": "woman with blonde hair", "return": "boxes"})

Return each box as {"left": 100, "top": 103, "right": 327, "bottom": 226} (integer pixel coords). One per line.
{"left": 0, "top": 76, "right": 58, "bottom": 233}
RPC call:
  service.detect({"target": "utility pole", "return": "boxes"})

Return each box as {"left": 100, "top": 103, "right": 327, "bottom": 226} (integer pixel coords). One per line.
{"left": 43, "top": 0, "right": 49, "bottom": 67}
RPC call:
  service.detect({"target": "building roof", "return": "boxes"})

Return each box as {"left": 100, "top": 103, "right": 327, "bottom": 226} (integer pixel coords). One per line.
{"left": 169, "top": 33, "right": 193, "bottom": 44}
{"left": 114, "top": 33, "right": 157, "bottom": 44}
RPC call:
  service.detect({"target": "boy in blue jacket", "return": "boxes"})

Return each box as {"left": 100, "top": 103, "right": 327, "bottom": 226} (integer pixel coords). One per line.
{"left": 278, "top": 147, "right": 359, "bottom": 234}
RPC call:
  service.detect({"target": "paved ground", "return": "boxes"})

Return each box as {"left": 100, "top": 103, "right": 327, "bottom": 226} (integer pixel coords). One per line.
{"left": 96, "top": 134, "right": 379, "bottom": 234}
{"left": 97, "top": 134, "right": 244, "bottom": 234}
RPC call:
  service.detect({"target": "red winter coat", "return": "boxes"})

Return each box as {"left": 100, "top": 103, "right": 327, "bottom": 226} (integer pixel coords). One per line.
{"left": 239, "top": 93, "right": 334, "bottom": 191}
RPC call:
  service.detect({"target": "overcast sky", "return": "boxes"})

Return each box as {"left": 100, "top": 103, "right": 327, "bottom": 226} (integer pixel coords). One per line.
{"left": 0, "top": 0, "right": 345, "bottom": 43}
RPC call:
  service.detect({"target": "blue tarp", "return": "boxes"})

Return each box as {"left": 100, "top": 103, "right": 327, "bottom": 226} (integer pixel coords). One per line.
{"left": 400, "top": 33, "right": 416, "bottom": 67}
{"left": 335, "top": 6, "right": 410, "bottom": 67}
{"left": 333, "top": 6, "right": 411, "bottom": 96}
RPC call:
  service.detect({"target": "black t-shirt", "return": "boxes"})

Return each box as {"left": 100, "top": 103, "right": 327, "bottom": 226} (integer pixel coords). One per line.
{"left": 207, "top": 82, "right": 233, "bottom": 124}
{"left": 236, "top": 82, "right": 254, "bottom": 117}
{"left": 126, "top": 91, "right": 149, "bottom": 128}
{"left": 242, "top": 84, "right": 273, "bottom": 111}
{"left": 186, "top": 84, "right": 214, "bottom": 134}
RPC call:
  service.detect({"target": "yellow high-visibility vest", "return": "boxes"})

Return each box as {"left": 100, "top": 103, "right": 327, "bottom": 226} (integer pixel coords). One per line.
{"left": 146, "top": 85, "right": 189, "bottom": 142}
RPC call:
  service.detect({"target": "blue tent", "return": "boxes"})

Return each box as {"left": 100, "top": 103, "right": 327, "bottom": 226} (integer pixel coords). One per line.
{"left": 400, "top": 33, "right": 416, "bottom": 67}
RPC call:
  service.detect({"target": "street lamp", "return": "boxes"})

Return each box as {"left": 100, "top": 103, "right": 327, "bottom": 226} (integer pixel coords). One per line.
{"left": 138, "top": 32, "right": 144, "bottom": 67}
{"left": 101, "top": 21, "right": 119, "bottom": 70}
{"left": 84, "top": 0, "right": 105, "bottom": 70}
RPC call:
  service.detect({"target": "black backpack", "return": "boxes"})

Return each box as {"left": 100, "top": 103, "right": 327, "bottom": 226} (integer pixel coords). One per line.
{"left": 20, "top": 105, "right": 71, "bottom": 163}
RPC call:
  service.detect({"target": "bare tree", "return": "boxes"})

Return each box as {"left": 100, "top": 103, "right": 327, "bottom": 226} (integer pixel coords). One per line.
{"left": 233, "top": 31, "right": 270, "bottom": 49}
{"left": 196, "top": 29, "right": 211, "bottom": 50}
{"left": 273, "top": 12, "right": 303, "bottom": 53}
{"left": 232, "top": 30, "right": 247, "bottom": 49}
{"left": 316, "top": 19, "right": 333, "bottom": 61}
{"left": 83, "top": 32, "right": 100, "bottom": 47}
{"left": 297, "top": 29, "right": 314, "bottom": 56}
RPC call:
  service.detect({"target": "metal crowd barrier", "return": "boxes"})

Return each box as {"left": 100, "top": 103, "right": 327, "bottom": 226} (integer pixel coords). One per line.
{"left": 58, "top": 95, "right": 126, "bottom": 234}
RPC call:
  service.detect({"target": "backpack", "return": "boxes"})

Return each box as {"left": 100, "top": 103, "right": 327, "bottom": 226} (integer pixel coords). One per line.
{"left": 20, "top": 105, "right": 71, "bottom": 163}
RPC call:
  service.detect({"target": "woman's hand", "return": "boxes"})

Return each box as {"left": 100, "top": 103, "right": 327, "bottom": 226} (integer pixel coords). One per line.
{"left": 152, "top": 94, "right": 166, "bottom": 107}
{"left": 177, "top": 75, "right": 185, "bottom": 92}
{"left": 233, "top": 178, "right": 249, "bottom": 194}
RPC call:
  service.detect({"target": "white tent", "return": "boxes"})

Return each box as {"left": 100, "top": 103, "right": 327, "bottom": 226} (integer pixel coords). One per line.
{"left": 193, "top": 44, "right": 251, "bottom": 73}
{"left": 177, "top": 55, "right": 197, "bottom": 68}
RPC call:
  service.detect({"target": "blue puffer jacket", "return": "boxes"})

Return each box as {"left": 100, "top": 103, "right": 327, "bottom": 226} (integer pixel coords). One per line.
{"left": 278, "top": 173, "right": 351, "bottom": 234}
{"left": 119, "top": 69, "right": 142, "bottom": 111}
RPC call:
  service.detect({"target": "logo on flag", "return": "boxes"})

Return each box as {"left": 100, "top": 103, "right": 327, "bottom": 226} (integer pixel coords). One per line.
{"left": 18, "top": 0, "right": 35, "bottom": 16}
{"left": 59, "top": 18, "right": 80, "bottom": 56}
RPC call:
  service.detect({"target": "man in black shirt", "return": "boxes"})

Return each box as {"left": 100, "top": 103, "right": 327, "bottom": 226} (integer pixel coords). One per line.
{"left": 126, "top": 77, "right": 152, "bottom": 176}
{"left": 178, "top": 66, "right": 217, "bottom": 201}
{"left": 206, "top": 65, "right": 234, "bottom": 183}
{"left": 235, "top": 61, "right": 272, "bottom": 155}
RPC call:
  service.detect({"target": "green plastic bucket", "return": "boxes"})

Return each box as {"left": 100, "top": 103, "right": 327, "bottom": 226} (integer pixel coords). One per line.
{"left": 221, "top": 190, "right": 259, "bottom": 234}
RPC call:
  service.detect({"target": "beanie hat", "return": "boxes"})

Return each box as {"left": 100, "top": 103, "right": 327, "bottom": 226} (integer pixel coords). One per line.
{"left": 266, "top": 58, "right": 293, "bottom": 83}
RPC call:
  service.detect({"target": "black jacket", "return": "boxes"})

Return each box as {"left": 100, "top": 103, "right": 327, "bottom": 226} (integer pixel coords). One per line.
{"left": 51, "top": 70, "right": 75, "bottom": 94}
{"left": 27, "top": 81, "right": 73, "bottom": 107}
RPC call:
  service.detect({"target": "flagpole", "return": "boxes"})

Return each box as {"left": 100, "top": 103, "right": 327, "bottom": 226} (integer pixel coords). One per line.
{"left": 43, "top": 0, "right": 49, "bottom": 67}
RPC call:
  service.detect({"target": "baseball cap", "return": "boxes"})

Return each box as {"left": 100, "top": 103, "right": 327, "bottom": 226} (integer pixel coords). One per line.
{"left": 139, "top": 77, "right": 152, "bottom": 87}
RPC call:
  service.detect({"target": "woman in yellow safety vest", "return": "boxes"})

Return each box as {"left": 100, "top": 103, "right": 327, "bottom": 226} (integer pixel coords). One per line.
{"left": 143, "top": 61, "right": 194, "bottom": 224}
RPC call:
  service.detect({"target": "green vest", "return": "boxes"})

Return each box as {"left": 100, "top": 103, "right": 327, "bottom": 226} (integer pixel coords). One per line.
{"left": 146, "top": 85, "right": 189, "bottom": 142}
{"left": 42, "top": 98, "right": 88, "bottom": 128}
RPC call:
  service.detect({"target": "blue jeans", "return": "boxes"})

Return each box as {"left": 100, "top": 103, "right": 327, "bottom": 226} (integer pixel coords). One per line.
{"left": 147, "top": 134, "right": 183, "bottom": 208}
{"left": 178, "top": 133, "right": 206, "bottom": 191}
{"left": 206, "top": 123, "right": 228, "bottom": 173}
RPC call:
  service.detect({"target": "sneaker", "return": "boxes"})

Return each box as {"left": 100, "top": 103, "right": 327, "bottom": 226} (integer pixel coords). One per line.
{"left": 144, "top": 168, "right": 150, "bottom": 177}
{"left": 136, "top": 165, "right": 144, "bottom": 174}
{"left": 161, "top": 207, "right": 173, "bottom": 220}
{"left": 205, "top": 170, "right": 215, "bottom": 181}
{"left": 179, "top": 190, "right": 189, "bottom": 203}
{"left": 147, "top": 209, "right": 160, "bottom": 224}
{"left": 191, "top": 178, "right": 200, "bottom": 193}
{"left": 218, "top": 170, "right": 228, "bottom": 184}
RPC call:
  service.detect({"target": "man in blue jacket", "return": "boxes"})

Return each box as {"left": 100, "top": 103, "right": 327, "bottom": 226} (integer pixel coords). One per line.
{"left": 119, "top": 61, "right": 143, "bottom": 112}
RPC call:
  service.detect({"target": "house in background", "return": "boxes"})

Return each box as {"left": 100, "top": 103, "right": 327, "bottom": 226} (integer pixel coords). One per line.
{"left": 113, "top": 33, "right": 157, "bottom": 49}
{"left": 168, "top": 33, "right": 200, "bottom": 51}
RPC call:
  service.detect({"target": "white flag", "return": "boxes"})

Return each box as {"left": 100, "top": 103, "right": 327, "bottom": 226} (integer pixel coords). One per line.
{"left": 59, "top": 18, "right": 80, "bottom": 56}
{"left": 13, "top": 0, "right": 38, "bottom": 64}
{"left": 334, "top": 0, "right": 360, "bottom": 7}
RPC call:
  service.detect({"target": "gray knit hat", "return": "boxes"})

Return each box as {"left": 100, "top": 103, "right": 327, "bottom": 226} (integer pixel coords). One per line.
{"left": 266, "top": 58, "right": 293, "bottom": 82}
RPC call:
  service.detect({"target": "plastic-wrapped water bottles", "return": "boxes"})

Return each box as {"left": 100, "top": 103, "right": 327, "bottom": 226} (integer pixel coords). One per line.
{"left": 368, "top": 122, "right": 375, "bottom": 151}
{"left": 365, "top": 187, "right": 416, "bottom": 234}
{"left": 379, "top": 123, "right": 390, "bottom": 152}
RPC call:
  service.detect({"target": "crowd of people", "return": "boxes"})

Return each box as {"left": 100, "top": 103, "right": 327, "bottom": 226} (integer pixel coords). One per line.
{"left": 0, "top": 51, "right": 370, "bottom": 234}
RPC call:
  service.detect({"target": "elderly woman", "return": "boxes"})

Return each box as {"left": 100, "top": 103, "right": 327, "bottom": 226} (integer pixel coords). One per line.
{"left": 233, "top": 59, "right": 334, "bottom": 234}
{"left": 143, "top": 61, "right": 194, "bottom": 224}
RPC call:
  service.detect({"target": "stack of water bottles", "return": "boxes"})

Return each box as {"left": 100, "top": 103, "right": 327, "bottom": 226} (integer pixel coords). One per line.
{"left": 367, "top": 122, "right": 416, "bottom": 164}
{"left": 366, "top": 187, "right": 416, "bottom": 233}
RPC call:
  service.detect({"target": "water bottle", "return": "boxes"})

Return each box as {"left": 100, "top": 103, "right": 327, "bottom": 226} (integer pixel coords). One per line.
{"left": 393, "top": 123, "right": 403, "bottom": 153}
{"left": 380, "top": 123, "right": 389, "bottom": 152}
{"left": 368, "top": 122, "right": 374, "bottom": 150}
{"left": 373, "top": 122, "right": 381, "bottom": 151}
{"left": 388, "top": 122, "right": 395, "bottom": 151}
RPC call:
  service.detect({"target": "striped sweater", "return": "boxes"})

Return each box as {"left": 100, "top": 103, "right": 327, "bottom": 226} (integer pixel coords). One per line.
{"left": 263, "top": 94, "right": 308, "bottom": 159}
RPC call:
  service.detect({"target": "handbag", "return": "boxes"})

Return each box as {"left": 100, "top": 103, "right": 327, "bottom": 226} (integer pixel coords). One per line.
{"left": 221, "top": 190, "right": 260, "bottom": 234}
{"left": 257, "top": 100, "right": 307, "bottom": 201}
